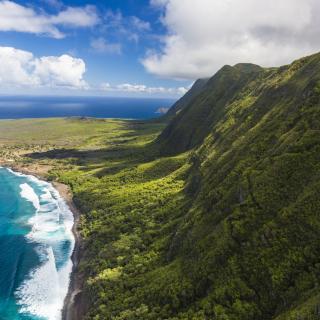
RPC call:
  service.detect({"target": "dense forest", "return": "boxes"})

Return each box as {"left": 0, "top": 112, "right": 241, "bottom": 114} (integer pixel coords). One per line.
{"left": 8, "top": 52, "right": 320, "bottom": 319}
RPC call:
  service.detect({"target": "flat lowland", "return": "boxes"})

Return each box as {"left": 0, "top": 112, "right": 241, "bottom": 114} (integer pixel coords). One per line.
{"left": 0, "top": 117, "right": 165, "bottom": 169}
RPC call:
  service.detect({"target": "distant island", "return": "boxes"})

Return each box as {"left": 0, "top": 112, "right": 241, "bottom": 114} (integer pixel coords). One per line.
{"left": 156, "top": 107, "right": 170, "bottom": 114}
{"left": 1, "top": 52, "right": 320, "bottom": 320}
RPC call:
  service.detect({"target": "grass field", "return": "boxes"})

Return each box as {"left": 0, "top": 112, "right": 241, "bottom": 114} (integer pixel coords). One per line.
{"left": 0, "top": 117, "right": 165, "bottom": 166}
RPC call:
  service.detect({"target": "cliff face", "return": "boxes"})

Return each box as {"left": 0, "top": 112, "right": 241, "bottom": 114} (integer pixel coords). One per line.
{"left": 164, "top": 78, "right": 209, "bottom": 119}
{"left": 158, "top": 63, "right": 263, "bottom": 154}
{"left": 156, "top": 52, "right": 320, "bottom": 319}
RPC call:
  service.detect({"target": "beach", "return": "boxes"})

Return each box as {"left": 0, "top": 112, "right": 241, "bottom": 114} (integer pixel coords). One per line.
{"left": 0, "top": 161, "right": 82, "bottom": 320}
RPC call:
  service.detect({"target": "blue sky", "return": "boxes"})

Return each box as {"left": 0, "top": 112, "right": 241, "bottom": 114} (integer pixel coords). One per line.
{"left": 0, "top": 0, "right": 319, "bottom": 97}
{"left": 0, "top": 0, "right": 190, "bottom": 97}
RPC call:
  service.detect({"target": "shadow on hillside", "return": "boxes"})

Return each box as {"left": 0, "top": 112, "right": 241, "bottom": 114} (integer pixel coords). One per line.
{"left": 25, "top": 142, "right": 160, "bottom": 178}
{"left": 24, "top": 119, "right": 165, "bottom": 177}
{"left": 27, "top": 147, "right": 126, "bottom": 161}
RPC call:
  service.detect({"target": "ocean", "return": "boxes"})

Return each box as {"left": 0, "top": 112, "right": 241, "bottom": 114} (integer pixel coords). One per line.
{"left": 0, "top": 96, "right": 175, "bottom": 119}
{"left": 0, "top": 167, "right": 74, "bottom": 320}
{"left": 0, "top": 95, "right": 174, "bottom": 319}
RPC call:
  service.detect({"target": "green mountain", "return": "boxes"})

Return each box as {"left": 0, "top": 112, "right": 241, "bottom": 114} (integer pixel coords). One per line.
{"left": 153, "top": 53, "right": 320, "bottom": 319}
{"left": 164, "top": 78, "right": 209, "bottom": 119}
{"left": 158, "top": 63, "right": 263, "bottom": 154}
{"left": 31, "top": 52, "right": 319, "bottom": 320}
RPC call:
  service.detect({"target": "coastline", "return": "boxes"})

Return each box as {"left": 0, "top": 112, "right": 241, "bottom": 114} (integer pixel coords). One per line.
{"left": 0, "top": 162, "right": 82, "bottom": 320}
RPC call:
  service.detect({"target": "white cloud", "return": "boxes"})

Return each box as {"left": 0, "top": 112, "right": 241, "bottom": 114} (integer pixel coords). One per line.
{"left": 104, "top": 10, "right": 151, "bottom": 43}
{"left": 0, "top": 1, "right": 99, "bottom": 38}
{"left": 0, "top": 46, "right": 87, "bottom": 89}
{"left": 34, "top": 55, "right": 87, "bottom": 88}
{"left": 144, "top": 0, "right": 320, "bottom": 79}
{"left": 51, "top": 6, "right": 98, "bottom": 27}
{"left": 176, "top": 86, "right": 188, "bottom": 95}
{"left": 130, "top": 16, "right": 151, "bottom": 31}
{"left": 100, "top": 82, "right": 187, "bottom": 96}
{"left": 0, "top": 47, "right": 36, "bottom": 86}
{"left": 90, "top": 38, "right": 122, "bottom": 55}
{"left": 150, "top": 0, "right": 169, "bottom": 7}
{"left": 100, "top": 82, "right": 111, "bottom": 90}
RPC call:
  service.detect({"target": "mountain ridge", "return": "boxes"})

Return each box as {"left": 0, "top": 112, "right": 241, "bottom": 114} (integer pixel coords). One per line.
{"left": 152, "top": 51, "right": 320, "bottom": 319}
{"left": 158, "top": 53, "right": 320, "bottom": 155}
{"left": 158, "top": 61, "right": 265, "bottom": 154}
{"left": 164, "top": 78, "right": 209, "bottom": 119}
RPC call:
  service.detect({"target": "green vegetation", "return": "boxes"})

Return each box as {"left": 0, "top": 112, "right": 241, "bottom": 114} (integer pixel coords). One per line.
{"left": 165, "top": 78, "right": 209, "bottom": 120}
{"left": 1, "top": 52, "right": 320, "bottom": 320}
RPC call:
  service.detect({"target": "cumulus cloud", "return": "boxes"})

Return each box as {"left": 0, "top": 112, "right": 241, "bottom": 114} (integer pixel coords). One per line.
{"left": 34, "top": 55, "right": 87, "bottom": 88}
{"left": 0, "top": 46, "right": 87, "bottom": 89}
{"left": 100, "top": 82, "right": 187, "bottom": 96}
{"left": 0, "top": 0, "right": 99, "bottom": 38}
{"left": 0, "top": 47, "right": 36, "bottom": 86}
{"left": 90, "top": 38, "right": 122, "bottom": 55}
{"left": 143, "top": 0, "right": 320, "bottom": 79}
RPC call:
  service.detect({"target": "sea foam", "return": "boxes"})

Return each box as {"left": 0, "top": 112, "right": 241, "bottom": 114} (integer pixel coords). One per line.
{"left": 9, "top": 169, "right": 75, "bottom": 320}
{"left": 20, "top": 183, "right": 41, "bottom": 211}
{"left": 15, "top": 247, "right": 61, "bottom": 320}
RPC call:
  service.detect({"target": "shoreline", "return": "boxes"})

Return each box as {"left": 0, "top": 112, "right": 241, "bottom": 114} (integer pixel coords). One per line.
{"left": 0, "top": 162, "right": 82, "bottom": 320}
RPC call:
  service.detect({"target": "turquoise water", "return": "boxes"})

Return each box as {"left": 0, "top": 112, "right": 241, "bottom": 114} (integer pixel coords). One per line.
{"left": 0, "top": 167, "right": 75, "bottom": 320}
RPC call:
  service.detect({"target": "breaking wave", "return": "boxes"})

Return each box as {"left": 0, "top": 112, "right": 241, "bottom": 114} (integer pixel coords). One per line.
{"left": 7, "top": 169, "right": 75, "bottom": 320}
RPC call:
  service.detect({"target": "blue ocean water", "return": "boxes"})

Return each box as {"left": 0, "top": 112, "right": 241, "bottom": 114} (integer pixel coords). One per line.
{"left": 0, "top": 167, "right": 74, "bottom": 320}
{"left": 0, "top": 96, "right": 175, "bottom": 119}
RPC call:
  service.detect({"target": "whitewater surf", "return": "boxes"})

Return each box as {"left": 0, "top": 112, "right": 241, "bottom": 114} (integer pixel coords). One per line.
{"left": 0, "top": 167, "right": 75, "bottom": 320}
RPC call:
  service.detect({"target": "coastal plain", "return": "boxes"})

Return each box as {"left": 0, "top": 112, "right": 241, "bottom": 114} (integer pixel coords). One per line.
{"left": 2, "top": 53, "right": 320, "bottom": 320}
{"left": 0, "top": 117, "right": 177, "bottom": 319}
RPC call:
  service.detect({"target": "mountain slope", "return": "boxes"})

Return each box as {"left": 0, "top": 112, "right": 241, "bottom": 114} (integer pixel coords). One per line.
{"left": 155, "top": 52, "right": 320, "bottom": 319}
{"left": 20, "top": 52, "right": 320, "bottom": 320}
{"left": 158, "top": 63, "right": 263, "bottom": 154}
{"left": 64, "top": 52, "right": 320, "bottom": 320}
{"left": 164, "top": 78, "right": 209, "bottom": 119}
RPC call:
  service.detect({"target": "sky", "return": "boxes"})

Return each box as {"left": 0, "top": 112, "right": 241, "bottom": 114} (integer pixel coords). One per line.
{"left": 0, "top": 0, "right": 320, "bottom": 97}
